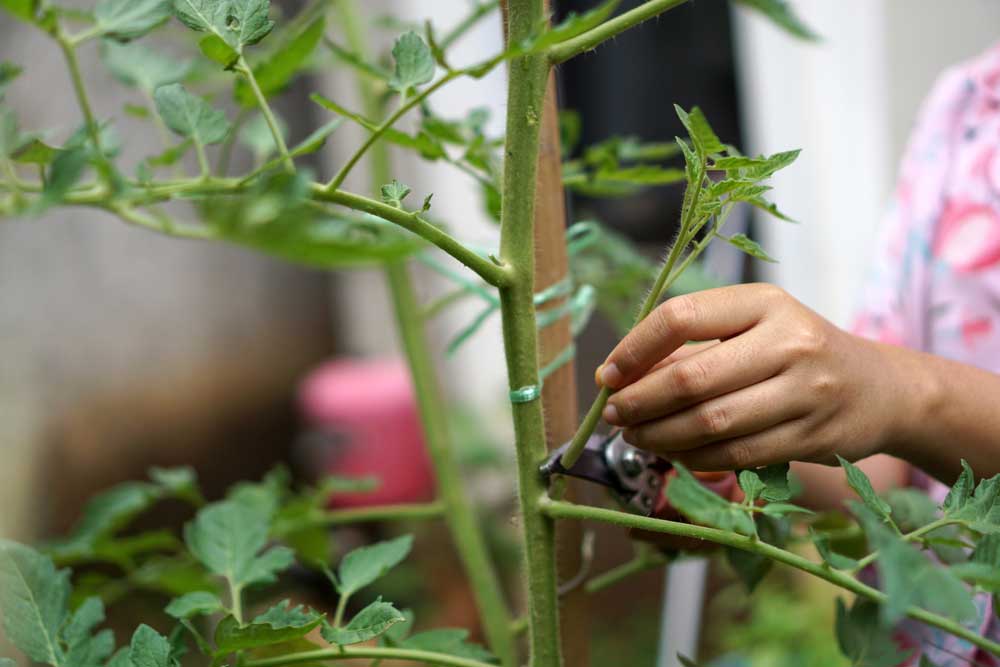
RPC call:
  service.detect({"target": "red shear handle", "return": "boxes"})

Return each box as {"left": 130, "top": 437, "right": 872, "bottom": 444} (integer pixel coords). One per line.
{"left": 631, "top": 470, "right": 739, "bottom": 552}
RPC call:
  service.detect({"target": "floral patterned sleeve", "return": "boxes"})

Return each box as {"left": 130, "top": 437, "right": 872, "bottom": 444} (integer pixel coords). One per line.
{"left": 850, "top": 43, "right": 1000, "bottom": 667}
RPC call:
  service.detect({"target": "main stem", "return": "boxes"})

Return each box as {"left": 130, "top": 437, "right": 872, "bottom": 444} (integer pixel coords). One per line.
{"left": 336, "top": 4, "right": 515, "bottom": 665}
{"left": 498, "top": 1, "right": 561, "bottom": 665}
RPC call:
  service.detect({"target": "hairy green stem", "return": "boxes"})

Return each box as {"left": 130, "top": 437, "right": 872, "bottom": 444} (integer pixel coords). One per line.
{"left": 326, "top": 69, "right": 463, "bottom": 191}
{"left": 56, "top": 32, "right": 103, "bottom": 159}
{"left": 542, "top": 499, "right": 1000, "bottom": 658}
{"left": 548, "top": 0, "right": 690, "bottom": 64}
{"left": 312, "top": 186, "right": 510, "bottom": 286}
{"left": 338, "top": 5, "right": 516, "bottom": 664}
{"left": 332, "top": 594, "right": 349, "bottom": 629}
{"left": 229, "top": 582, "right": 244, "bottom": 625}
{"left": 236, "top": 57, "right": 294, "bottom": 173}
{"left": 584, "top": 546, "right": 668, "bottom": 594}
{"left": 497, "top": 1, "right": 561, "bottom": 664}
{"left": 244, "top": 646, "right": 497, "bottom": 667}
{"left": 560, "top": 170, "right": 704, "bottom": 469}
{"left": 310, "top": 501, "right": 445, "bottom": 526}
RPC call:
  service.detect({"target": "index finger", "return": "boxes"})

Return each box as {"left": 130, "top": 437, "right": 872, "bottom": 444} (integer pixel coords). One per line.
{"left": 599, "top": 284, "right": 778, "bottom": 390}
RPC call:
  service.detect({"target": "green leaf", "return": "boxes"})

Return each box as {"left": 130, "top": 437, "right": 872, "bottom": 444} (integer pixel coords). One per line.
{"left": 712, "top": 149, "right": 800, "bottom": 180}
{"left": 835, "top": 598, "right": 911, "bottom": 667}
{"left": 380, "top": 180, "right": 411, "bottom": 208}
{"left": 665, "top": 463, "right": 756, "bottom": 536}
{"left": 199, "top": 35, "right": 239, "bottom": 68}
{"left": 674, "top": 105, "right": 724, "bottom": 156}
{"left": 810, "top": 528, "right": 859, "bottom": 570}
{"left": 153, "top": 83, "right": 230, "bottom": 146}
{"left": 724, "top": 514, "right": 788, "bottom": 592}
{"left": 101, "top": 42, "right": 191, "bottom": 93}
{"left": 235, "top": 17, "right": 323, "bottom": 106}
{"left": 214, "top": 171, "right": 420, "bottom": 268}
{"left": 400, "top": 628, "right": 496, "bottom": 662}
{"left": 750, "top": 197, "right": 797, "bottom": 223}
{"left": 173, "top": 0, "right": 273, "bottom": 52}
{"left": 726, "top": 233, "right": 776, "bottom": 263}
{"left": 129, "top": 625, "right": 176, "bottom": 667}
{"left": 0, "top": 62, "right": 22, "bottom": 99}
{"left": 164, "top": 591, "right": 223, "bottom": 620}
{"left": 93, "top": 0, "right": 171, "bottom": 41}
{"left": 388, "top": 32, "right": 435, "bottom": 95}
{"left": 12, "top": 139, "right": 60, "bottom": 165}
{"left": 592, "top": 165, "right": 686, "bottom": 186}
{"left": 62, "top": 597, "right": 113, "bottom": 667}
{"left": 837, "top": 456, "right": 892, "bottom": 521}
{"left": 50, "top": 482, "right": 163, "bottom": 559}
{"left": 951, "top": 474, "right": 1000, "bottom": 534}
{"left": 336, "top": 535, "right": 413, "bottom": 597}
{"left": 0, "top": 0, "right": 39, "bottom": 24}
{"left": 149, "top": 466, "right": 204, "bottom": 506}
{"left": 214, "top": 602, "right": 322, "bottom": 654}
{"left": 321, "top": 600, "right": 404, "bottom": 646}
{"left": 950, "top": 562, "right": 1000, "bottom": 593}
{"left": 733, "top": 0, "right": 819, "bottom": 41}
{"left": 184, "top": 497, "right": 295, "bottom": 592}
{"left": 942, "top": 459, "right": 976, "bottom": 515}
{"left": 854, "top": 504, "right": 976, "bottom": 624}
{"left": 0, "top": 542, "right": 70, "bottom": 666}
{"left": 737, "top": 463, "right": 791, "bottom": 504}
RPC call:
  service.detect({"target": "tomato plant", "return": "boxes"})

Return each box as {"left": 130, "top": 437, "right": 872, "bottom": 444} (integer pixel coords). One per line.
{"left": 2, "top": 1, "right": 1000, "bottom": 667}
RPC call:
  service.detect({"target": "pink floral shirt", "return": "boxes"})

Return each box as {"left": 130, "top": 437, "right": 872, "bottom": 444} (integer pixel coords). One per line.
{"left": 853, "top": 42, "right": 1000, "bottom": 666}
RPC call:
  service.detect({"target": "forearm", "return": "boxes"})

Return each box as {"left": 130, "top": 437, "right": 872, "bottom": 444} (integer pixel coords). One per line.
{"left": 881, "top": 340, "right": 1000, "bottom": 483}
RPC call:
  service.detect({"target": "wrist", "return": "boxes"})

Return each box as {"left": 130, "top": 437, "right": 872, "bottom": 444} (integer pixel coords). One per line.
{"left": 874, "top": 341, "right": 945, "bottom": 462}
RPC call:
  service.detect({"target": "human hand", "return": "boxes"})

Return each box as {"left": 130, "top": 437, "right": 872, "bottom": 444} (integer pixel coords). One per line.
{"left": 597, "top": 284, "right": 915, "bottom": 471}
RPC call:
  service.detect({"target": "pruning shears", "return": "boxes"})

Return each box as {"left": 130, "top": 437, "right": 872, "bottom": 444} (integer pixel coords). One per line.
{"left": 540, "top": 432, "right": 671, "bottom": 516}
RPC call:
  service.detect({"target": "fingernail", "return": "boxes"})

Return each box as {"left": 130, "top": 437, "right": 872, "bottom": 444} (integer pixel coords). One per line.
{"left": 600, "top": 362, "right": 623, "bottom": 389}
{"left": 602, "top": 403, "right": 620, "bottom": 425}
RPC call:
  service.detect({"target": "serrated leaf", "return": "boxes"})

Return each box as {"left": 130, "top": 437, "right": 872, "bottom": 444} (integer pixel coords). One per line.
{"left": 153, "top": 83, "right": 230, "bottom": 146}
{"left": 235, "top": 17, "right": 323, "bottom": 106}
{"left": 165, "top": 591, "right": 223, "bottom": 620}
{"left": 854, "top": 504, "right": 976, "bottom": 624}
{"left": 321, "top": 600, "right": 403, "bottom": 646}
{"left": 93, "top": 0, "right": 171, "bottom": 41}
{"left": 130, "top": 625, "right": 176, "bottom": 667}
{"left": 214, "top": 602, "right": 321, "bottom": 654}
{"left": 749, "top": 196, "right": 797, "bottom": 223}
{"left": 942, "top": 459, "right": 976, "bottom": 515}
{"left": 835, "top": 598, "right": 911, "bottom": 667}
{"left": 810, "top": 528, "right": 859, "bottom": 570}
{"left": 184, "top": 497, "right": 295, "bottom": 592}
{"left": 733, "top": 0, "right": 818, "bottom": 41}
{"left": 336, "top": 535, "right": 413, "bottom": 596}
{"left": 759, "top": 503, "right": 812, "bottom": 517}
{"left": 173, "top": 0, "right": 273, "bottom": 52}
{"left": 50, "top": 482, "right": 163, "bottom": 559}
{"left": 62, "top": 597, "right": 113, "bottom": 667}
{"left": 388, "top": 32, "right": 434, "bottom": 95}
{"left": 400, "top": 628, "right": 496, "bottom": 662}
{"left": 838, "top": 456, "right": 892, "bottom": 521}
{"left": 674, "top": 105, "right": 724, "bottom": 156}
{"left": 665, "top": 463, "right": 756, "bottom": 536}
{"left": 727, "top": 233, "right": 776, "bottom": 263}
{"left": 0, "top": 542, "right": 70, "bottom": 666}
{"left": 380, "top": 180, "right": 411, "bottom": 208}
{"left": 146, "top": 139, "right": 192, "bottom": 168}
{"left": 102, "top": 42, "right": 191, "bottom": 93}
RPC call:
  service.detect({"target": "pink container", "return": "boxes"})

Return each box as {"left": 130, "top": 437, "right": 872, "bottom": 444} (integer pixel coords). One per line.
{"left": 298, "top": 358, "right": 436, "bottom": 507}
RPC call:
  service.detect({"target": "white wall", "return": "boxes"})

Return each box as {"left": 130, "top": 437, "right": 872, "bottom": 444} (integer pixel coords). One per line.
{"left": 732, "top": 0, "right": 1000, "bottom": 327}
